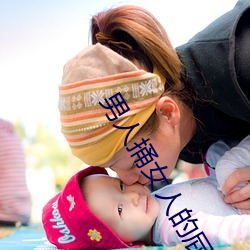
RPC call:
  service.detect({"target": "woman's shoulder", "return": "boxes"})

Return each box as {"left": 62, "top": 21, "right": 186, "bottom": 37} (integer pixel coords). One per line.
{"left": 176, "top": 0, "right": 250, "bottom": 123}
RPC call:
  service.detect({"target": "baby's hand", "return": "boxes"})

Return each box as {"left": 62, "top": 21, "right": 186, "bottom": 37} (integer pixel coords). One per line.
{"left": 223, "top": 166, "right": 250, "bottom": 214}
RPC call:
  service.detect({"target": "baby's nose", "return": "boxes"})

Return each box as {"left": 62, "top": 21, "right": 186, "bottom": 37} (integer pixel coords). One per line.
{"left": 126, "top": 191, "right": 139, "bottom": 206}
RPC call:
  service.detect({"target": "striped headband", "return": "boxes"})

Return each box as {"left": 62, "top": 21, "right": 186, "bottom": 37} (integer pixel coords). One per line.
{"left": 59, "top": 43, "right": 165, "bottom": 165}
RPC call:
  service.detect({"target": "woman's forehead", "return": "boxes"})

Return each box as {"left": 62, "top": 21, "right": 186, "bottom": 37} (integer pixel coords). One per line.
{"left": 101, "top": 149, "right": 131, "bottom": 168}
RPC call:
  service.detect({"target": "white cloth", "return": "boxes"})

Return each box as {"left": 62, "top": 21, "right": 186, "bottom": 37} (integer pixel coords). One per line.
{"left": 152, "top": 135, "right": 250, "bottom": 246}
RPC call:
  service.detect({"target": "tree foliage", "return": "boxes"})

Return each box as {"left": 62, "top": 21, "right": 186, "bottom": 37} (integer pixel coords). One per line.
{"left": 14, "top": 120, "right": 85, "bottom": 191}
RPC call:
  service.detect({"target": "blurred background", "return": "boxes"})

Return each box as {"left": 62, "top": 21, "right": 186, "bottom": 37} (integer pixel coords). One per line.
{"left": 0, "top": 0, "right": 238, "bottom": 223}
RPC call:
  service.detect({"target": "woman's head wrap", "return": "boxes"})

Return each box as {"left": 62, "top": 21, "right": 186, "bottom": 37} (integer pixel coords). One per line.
{"left": 59, "top": 43, "right": 165, "bottom": 165}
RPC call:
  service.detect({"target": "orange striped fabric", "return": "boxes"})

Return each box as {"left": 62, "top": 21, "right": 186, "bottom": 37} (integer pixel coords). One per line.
{"left": 58, "top": 44, "right": 165, "bottom": 165}
{"left": 59, "top": 70, "right": 163, "bottom": 147}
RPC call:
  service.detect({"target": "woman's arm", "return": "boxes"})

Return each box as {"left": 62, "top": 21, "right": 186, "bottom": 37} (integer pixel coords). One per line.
{"left": 223, "top": 166, "right": 250, "bottom": 213}
{"left": 206, "top": 135, "right": 250, "bottom": 213}
{"left": 215, "top": 135, "right": 250, "bottom": 213}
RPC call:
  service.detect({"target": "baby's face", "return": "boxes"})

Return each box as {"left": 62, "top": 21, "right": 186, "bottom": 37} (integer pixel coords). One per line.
{"left": 84, "top": 174, "right": 160, "bottom": 244}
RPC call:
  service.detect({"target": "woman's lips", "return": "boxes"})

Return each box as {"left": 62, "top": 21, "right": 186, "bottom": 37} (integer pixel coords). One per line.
{"left": 143, "top": 180, "right": 151, "bottom": 187}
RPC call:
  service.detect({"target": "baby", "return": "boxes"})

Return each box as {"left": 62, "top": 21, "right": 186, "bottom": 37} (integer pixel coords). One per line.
{"left": 42, "top": 136, "right": 250, "bottom": 249}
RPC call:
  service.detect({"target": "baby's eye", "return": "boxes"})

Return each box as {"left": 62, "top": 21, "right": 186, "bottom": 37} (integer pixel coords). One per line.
{"left": 120, "top": 180, "right": 124, "bottom": 191}
{"left": 118, "top": 204, "right": 123, "bottom": 216}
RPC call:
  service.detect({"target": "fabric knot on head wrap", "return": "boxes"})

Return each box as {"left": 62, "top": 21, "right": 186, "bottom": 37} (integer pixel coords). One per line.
{"left": 59, "top": 43, "right": 165, "bottom": 165}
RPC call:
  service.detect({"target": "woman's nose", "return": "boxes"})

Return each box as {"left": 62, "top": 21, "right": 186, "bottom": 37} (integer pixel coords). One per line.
{"left": 112, "top": 168, "right": 140, "bottom": 185}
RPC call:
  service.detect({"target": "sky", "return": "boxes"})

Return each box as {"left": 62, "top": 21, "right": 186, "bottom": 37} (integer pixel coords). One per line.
{"left": 0, "top": 0, "right": 238, "bottom": 140}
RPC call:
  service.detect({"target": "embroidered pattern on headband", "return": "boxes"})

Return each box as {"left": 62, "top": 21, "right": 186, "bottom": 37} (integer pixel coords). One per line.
{"left": 59, "top": 70, "right": 164, "bottom": 136}
{"left": 50, "top": 200, "right": 76, "bottom": 244}
{"left": 59, "top": 71, "right": 163, "bottom": 114}
{"left": 67, "top": 194, "right": 76, "bottom": 211}
{"left": 88, "top": 229, "right": 102, "bottom": 242}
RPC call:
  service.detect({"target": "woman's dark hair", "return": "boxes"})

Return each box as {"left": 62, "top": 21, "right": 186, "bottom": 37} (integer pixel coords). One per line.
{"left": 90, "top": 5, "right": 193, "bottom": 135}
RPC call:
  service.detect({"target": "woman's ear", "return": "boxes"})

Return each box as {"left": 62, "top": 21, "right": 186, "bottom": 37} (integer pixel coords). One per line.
{"left": 156, "top": 96, "right": 180, "bottom": 126}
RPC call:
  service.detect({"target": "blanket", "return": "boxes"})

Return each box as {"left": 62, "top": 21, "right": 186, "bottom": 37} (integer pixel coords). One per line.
{"left": 0, "top": 225, "right": 249, "bottom": 250}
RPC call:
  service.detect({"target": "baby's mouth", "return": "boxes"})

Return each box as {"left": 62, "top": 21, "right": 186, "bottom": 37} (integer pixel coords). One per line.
{"left": 146, "top": 196, "right": 149, "bottom": 213}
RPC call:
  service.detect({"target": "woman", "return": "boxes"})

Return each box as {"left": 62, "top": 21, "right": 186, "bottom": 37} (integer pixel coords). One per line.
{"left": 0, "top": 119, "right": 31, "bottom": 225}
{"left": 59, "top": 1, "right": 250, "bottom": 212}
